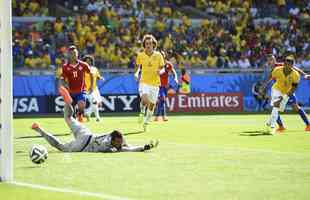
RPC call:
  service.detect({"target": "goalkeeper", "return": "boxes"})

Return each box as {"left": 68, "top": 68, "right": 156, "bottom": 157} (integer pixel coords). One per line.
{"left": 31, "top": 103, "right": 159, "bottom": 153}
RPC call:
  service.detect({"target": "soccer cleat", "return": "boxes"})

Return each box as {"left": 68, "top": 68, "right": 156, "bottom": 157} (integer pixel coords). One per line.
{"left": 96, "top": 118, "right": 101, "bottom": 122}
{"left": 276, "top": 126, "right": 286, "bottom": 133}
{"left": 163, "top": 116, "right": 168, "bottom": 121}
{"left": 154, "top": 117, "right": 159, "bottom": 122}
{"left": 31, "top": 122, "right": 39, "bottom": 130}
{"left": 138, "top": 113, "right": 144, "bottom": 124}
{"left": 305, "top": 125, "right": 310, "bottom": 131}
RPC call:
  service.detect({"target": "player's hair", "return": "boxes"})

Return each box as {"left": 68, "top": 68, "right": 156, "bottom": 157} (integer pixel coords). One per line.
{"left": 142, "top": 34, "right": 157, "bottom": 49}
{"left": 285, "top": 55, "right": 295, "bottom": 62}
{"left": 111, "top": 130, "right": 123, "bottom": 141}
{"left": 82, "top": 55, "right": 95, "bottom": 66}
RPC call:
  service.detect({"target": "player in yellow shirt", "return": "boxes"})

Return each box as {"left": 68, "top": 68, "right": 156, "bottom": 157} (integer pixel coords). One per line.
{"left": 266, "top": 55, "right": 301, "bottom": 134}
{"left": 83, "top": 55, "right": 103, "bottom": 122}
{"left": 264, "top": 54, "right": 310, "bottom": 132}
{"left": 135, "top": 34, "right": 165, "bottom": 130}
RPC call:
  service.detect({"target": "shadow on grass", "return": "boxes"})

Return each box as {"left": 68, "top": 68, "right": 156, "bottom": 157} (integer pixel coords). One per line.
{"left": 124, "top": 130, "right": 145, "bottom": 136}
{"left": 19, "top": 166, "right": 45, "bottom": 169}
{"left": 16, "top": 133, "right": 71, "bottom": 139}
{"left": 239, "top": 130, "right": 273, "bottom": 136}
{"left": 16, "top": 150, "right": 61, "bottom": 155}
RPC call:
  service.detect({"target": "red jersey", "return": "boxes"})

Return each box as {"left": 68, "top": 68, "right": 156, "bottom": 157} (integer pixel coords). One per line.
{"left": 274, "top": 62, "right": 284, "bottom": 68}
{"left": 61, "top": 60, "right": 90, "bottom": 94}
{"left": 160, "top": 62, "right": 174, "bottom": 87}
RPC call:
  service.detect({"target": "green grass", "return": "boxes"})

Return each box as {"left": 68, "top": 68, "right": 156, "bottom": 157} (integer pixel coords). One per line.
{"left": 2, "top": 114, "right": 310, "bottom": 200}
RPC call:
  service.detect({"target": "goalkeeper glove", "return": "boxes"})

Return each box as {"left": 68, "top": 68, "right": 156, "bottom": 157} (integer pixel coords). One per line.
{"left": 143, "top": 140, "right": 159, "bottom": 150}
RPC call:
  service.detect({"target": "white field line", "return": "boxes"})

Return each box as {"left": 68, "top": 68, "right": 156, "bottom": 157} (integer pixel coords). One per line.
{"left": 10, "top": 181, "right": 136, "bottom": 200}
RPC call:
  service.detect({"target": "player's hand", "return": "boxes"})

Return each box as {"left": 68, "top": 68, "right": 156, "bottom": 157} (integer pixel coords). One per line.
{"left": 305, "top": 75, "right": 310, "bottom": 80}
{"left": 143, "top": 140, "right": 159, "bottom": 150}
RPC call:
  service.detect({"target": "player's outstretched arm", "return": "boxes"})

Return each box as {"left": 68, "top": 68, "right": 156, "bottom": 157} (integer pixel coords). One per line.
{"left": 121, "top": 140, "right": 159, "bottom": 152}
{"left": 293, "top": 66, "right": 307, "bottom": 76}
{"left": 31, "top": 123, "right": 66, "bottom": 152}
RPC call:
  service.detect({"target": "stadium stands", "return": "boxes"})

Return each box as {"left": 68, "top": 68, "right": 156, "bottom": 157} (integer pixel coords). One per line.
{"left": 12, "top": 0, "right": 310, "bottom": 70}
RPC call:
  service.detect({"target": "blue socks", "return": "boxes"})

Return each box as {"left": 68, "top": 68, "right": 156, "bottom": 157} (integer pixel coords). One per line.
{"left": 277, "top": 115, "right": 284, "bottom": 127}
{"left": 298, "top": 108, "right": 310, "bottom": 125}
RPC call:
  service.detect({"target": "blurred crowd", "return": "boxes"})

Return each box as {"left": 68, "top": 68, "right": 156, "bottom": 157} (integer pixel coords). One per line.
{"left": 12, "top": 0, "right": 310, "bottom": 69}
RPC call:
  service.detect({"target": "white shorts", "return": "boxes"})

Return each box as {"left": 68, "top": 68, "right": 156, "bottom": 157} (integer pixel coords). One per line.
{"left": 92, "top": 88, "right": 102, "bottom": 103}
{"left": 139, "top": 83, "right": 159, "bottom": 104}
{"left": 270, "top": 88, "right": 288, "bottom": 112}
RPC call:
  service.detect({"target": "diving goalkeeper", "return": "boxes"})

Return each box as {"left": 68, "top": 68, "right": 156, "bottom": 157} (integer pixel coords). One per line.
{"left": 31, "top": 103, "right": 159, "bottom": 153}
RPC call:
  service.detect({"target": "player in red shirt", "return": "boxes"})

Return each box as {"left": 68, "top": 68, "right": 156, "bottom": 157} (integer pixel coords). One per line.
{"left": 154, "top": 51, "right": 178, "bottom": 121}
{"left": 58, "top": 46, "right": 93, "bottom": 122}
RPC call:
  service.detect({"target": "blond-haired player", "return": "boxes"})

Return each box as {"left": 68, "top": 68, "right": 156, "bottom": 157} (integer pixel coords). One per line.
{"left": 83, "top": 55, "right": 103, "bottom": 122}
{"left": 135, "top": 34, "right": 165, "bottom": 130}
{"left": 267, "top": 55, "right": 301, "bottom": 134}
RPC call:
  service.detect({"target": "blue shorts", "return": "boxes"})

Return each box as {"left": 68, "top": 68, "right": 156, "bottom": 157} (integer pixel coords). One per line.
{"left": 158, "top": 86, "right": 168, "bottom": 99}
{"left": 288, "top": 93, "right": 297, "bottom": 105}
{"left": 71, "top": 92, "right": 87, "bottom": 105}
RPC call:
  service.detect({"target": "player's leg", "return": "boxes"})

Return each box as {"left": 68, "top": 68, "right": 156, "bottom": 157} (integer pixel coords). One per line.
{"left": 276, "top": 115, "right": 286, "bottom": 132}
{"left": 64, "top": 103, "right": 91, "bottom": 139}
{"left": 154, "top": 87, "right": 164, "bottom": 121}
{"left": 31, "top": 123, "right": 66, "bottom": 152}
{"left": 267, "top": 89, "right": 283, "bottom": 134}
{"left": 76, "top": 92, "right": 87, "bottom": 122}
{"left": 92, "top": 89, "right": 101, "bottom": 122}
{"left": 58, "top": 86, "right": 73, "bottom": 104}
{"left": 138, "top": 83, "right": 148, "bottom": 123}
{"left": 84, "top": 94, "right": 92, "bottom": 122}
{"left": 143, "top": 85, "right": 159, "bottom": 127}
{"left": 154, "top": 100, "right": 160, "bottom": 121}
{"left": 162, "top": 87, "right": 168, "bottom": 121}
{"left": 262, "top": 98, "right": 269, "bottom": 110}
{"left": 289, "top": 94, "right": 310, "bottom": 131}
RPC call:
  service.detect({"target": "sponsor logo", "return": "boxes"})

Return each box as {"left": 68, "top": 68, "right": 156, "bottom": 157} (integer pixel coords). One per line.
{"left": 55, "top": 95, "right": 139, "bottom": 112}
{"left": 13, "top": 97, "right": 39, "bottom": 113}
{"left": 166, "top": 93, "right": 243, "bottom": 112}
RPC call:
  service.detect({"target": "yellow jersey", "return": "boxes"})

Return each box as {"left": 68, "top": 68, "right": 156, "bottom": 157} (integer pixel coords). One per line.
{"left": 272, "top": 66, "right": 300, "bottom": 95}
{"left": 84, "top": 66, "right": 101, "bottom": 92}
{"left": 136, "top": 51, "right": 164, "bottom": 86}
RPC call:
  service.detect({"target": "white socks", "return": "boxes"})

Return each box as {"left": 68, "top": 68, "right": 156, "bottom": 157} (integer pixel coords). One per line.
{"left": 93, "top": 104, "right": 100, "bottom": 120}
{"left": 270, "top": 107, "right": 279, "bottom": 128}
{"left": 140, "top": 102, "right": 146, "bottom": 115}
{"left": 144, "top": 108, "right": 154, "bottom": 124}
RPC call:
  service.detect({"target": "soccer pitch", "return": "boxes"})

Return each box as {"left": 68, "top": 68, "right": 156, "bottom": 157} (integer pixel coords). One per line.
{"left": 1, "top": 114, "right": 310, "bottom": 200}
